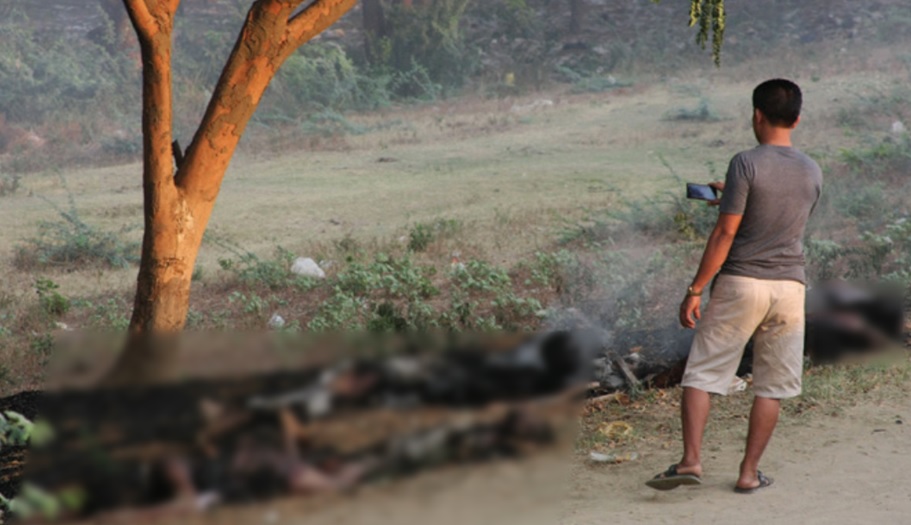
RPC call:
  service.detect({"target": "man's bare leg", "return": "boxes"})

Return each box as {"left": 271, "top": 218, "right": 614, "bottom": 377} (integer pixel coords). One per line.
{"left": 678, "top": 386, "right": 710, "bottom": 477}
{"left": 736, "top": 395, "right": 779, "bottom": 489}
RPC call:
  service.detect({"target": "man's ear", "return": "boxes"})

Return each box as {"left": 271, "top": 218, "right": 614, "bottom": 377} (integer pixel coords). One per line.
{"left": 790, "top": 115, "right": 801, "bottom": 129}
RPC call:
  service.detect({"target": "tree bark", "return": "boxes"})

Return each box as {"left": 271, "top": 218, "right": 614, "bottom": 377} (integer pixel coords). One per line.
{"left": 102, "top": 0, "right": 357, "bottom": 386}
{"left": 569, "top": 0, "right": 585, "bottom": 34}
{"left": 362, "top": 0, "right": 386, "bottom": 64}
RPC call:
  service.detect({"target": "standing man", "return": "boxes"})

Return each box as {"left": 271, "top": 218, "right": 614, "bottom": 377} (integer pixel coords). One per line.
{"left": 646, "top": 79, "right": 823, "bottom": 493}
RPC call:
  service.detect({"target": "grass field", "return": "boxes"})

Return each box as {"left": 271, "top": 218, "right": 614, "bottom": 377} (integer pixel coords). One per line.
{"left": 1, "top": 36, "right": 910, "bottom": 393}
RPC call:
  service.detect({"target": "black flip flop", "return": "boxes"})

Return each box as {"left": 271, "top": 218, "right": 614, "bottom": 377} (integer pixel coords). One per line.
{"left": 734, "top": 471, "right": 773, "bottom": 494}
{"left": 645, "top": 464, "right": 703, "bottom": 491}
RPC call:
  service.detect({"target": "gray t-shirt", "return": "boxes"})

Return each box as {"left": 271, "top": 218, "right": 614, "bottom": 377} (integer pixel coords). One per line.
{"left": 718, "top": 144, "right": 823, "bottom": 284}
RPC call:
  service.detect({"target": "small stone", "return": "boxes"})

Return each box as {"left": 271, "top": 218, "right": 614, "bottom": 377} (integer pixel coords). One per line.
{"left": 290, "top": 257, "right": 325, "bottom": 279}
{"left": 729, "top": 376, "right": 748, "bottom": 394}
{"left": 892, "top": 120, "right": 906, "bottom": 134}
{"left": 589, "top": 451, "right": 639, "bottom": 464}
{"left": 268, "top": 314, "right": 285, "bottom": 329}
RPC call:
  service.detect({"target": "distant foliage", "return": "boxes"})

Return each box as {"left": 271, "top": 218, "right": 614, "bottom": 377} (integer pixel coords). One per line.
{"left": 269, "top": 43, "right": 394, "bottom": 114}
{"left": 0, "top": 7, "right": 135, "bottom": 124}
{"left": 371, "top": 0, "right": 478, "bottom": 98}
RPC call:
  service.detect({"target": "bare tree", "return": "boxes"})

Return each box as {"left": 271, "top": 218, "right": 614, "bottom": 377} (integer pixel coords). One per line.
{"left": 102, "top": 0, "right": 357, "bottom": 385}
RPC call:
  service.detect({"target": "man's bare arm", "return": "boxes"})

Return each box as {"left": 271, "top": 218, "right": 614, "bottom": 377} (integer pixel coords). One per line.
{"left": 679, "top": 212, "right": 743, "bottom": 328}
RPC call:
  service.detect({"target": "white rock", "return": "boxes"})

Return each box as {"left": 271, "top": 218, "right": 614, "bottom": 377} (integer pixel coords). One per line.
{"left": 290, "top": 257, "right": 325, "bottom": 279}
{"left": 268, "top": 314, "right": 285, "bottom": 329}
{"left": 892, "top": 120, "right": 906, "bottom": 134}
{"left": 729, "top": 376, "right": 748, "bottom": 394}
{"left": 510, "top": 99, "right": 554, "bottom": 113}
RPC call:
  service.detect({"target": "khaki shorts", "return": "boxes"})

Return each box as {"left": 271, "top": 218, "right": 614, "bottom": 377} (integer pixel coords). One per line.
{"left": 681, "top": 274, "right": 805, "bottom": 399}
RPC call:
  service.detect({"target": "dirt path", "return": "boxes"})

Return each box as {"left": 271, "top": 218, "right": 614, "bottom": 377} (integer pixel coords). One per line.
{"left": 563, "top": 400, "right": 911, "bottom": 525}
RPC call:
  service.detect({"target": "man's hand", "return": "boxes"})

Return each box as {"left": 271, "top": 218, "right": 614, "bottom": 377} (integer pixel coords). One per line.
{"left": 679, "top": 295, "right": 702, "bottom": 329}
{"left": 706, "top": 181, "right": 725, "bottom": 207}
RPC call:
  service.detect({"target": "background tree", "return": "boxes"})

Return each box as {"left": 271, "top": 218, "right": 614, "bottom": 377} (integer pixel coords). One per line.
{"left": 569, "top": 0, "right": 585, "bottom": 34}
{"left": 361, "top": 0, "right": 386, "bottom": 64}
{"left": 103, "top": 0, "right": 724, "bottom": 385}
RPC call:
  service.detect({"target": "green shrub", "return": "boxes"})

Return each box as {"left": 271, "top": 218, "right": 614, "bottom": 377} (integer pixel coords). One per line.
{"left": 215, "top": 242, "right": 318, "bottom": 291}
{"left": 0, "top": 8, "right": 135, "bottom": 125}
{"left": 0, "top": 174, "right": 20, "bottom": 197}
{"left": 275, "top": 43, "right": 393, "bottom": 112}
{"left": 297, "top": 109, "right": 369, "bottom": 137}
{"left": 14, "top": 180, "right": 139, "bottom": 270}
{"left": 805, "top": 239, "right": 844, "bottom": 282}
{"left": 372, "top": 0, "right": 477, "bottom": 98}
{"left": 29, "top": 333, "right": 53, "bottom": 360}
{"left": 407, "top": 218, "right": 462, "bottom": 252}
{"left": 88, "top": 298, "right": 131, "bottom": 331}
{"left": 664, "top": 98, "right": 723, "bottom": 122}
{"left": 34, "top": 278, "right": 69, "bottom": 317}
{"left": 841, "top": 134, "right": 911, "bottom": 178}
{"left": 452, "top": 260, "right": 511, "bottom": 292}
{"left": 527, "top": 249, "right": 577, "bottom": 289}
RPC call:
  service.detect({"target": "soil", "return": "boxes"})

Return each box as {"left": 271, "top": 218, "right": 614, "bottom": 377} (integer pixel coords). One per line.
{"left": 566, "top": 399, "right": 911, "bottom": 525}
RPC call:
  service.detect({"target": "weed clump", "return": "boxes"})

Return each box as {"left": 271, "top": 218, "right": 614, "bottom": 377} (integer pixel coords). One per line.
{"left": 14, "top": 180, "right": 139, "bottom": 271}
{"left": 35, "top": 279, "right": 69, "bottom": 317}
{"left": 407, "top": 219, "right": 463, "bottom": 252}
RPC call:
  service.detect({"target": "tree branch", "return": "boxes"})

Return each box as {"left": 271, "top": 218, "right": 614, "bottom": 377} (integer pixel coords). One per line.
{"left": 122, "top": 0, "right": 157, "bottom": 39}
{"left": 287, "top": 0, "right": 358, "bottom": 47}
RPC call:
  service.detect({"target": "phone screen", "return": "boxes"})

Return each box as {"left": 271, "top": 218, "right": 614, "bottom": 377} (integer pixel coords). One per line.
{"left": 686, "top": 183, "right": 718, "bottom": 201}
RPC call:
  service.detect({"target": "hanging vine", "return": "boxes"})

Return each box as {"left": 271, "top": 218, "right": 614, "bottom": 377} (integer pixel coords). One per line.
{"left": 692, "top": 0, "right": 726, "bottom": 66}
{"left": 657, "top": 0, "right": 726, "bottom": 66}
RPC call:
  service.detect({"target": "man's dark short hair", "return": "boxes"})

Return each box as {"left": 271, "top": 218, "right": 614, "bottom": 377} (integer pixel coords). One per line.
{"left": 753, "top": 79, "right": 802, "bottom": 127}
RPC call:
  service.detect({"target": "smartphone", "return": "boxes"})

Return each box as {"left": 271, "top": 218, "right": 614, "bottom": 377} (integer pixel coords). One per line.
{"left": 686, "top": 183, "right": 719, "bottom": 201}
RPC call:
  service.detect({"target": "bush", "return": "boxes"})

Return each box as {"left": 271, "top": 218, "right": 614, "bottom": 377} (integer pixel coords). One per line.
{"left": 34, "top": 278, "right": 69, "bottom": 317}
{"left": 664, "top": 98, "right": 723, "bottom": 122}
{"left": 407, "top": 218, "right": 463, "bottom": 252}
{"left": 371, "top": 0, "right": 478, "bottom": 98}
{"left": 309, "top": 253, "right": 438, "bottom": 332}
{"left": 265, "top": 42, "right": 394, "bottom": 117}
{"left": 0, "top": 174, "right": 20, "bottom": 197}
{"left": 841, "top": 134, "right": 911, "bottom": 179}
{"left": 14, "top": 179, "right": 139, "bottom": 270}
{"left": 216, "top": 243, "right": 318, "bottom": 291}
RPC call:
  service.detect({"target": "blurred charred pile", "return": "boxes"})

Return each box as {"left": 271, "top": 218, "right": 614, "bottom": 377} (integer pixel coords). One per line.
{"left": 585, "top": 280, "right": 906, "bottom": 391}
{"left": 0, "top": 331, "right": 589, "bottom": 520}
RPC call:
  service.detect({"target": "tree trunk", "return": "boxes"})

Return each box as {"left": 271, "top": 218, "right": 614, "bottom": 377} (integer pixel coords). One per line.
{"left": 102, "top": 0, "right": 358, "bottom": 387}
{"left": 362, "top": 0, "right": 386, "bottom": 64}
{"left": 569, "top": 0, "right": 585, "bottom": 34}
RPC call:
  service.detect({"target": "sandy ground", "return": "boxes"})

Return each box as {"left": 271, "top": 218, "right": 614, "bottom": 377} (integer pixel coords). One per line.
{"left": 564, "top": 400, "right": 911, "bottom": 525}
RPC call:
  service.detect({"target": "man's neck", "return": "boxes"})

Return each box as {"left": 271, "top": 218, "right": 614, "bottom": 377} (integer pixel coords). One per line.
{"left": 758, "top": 128, "right": 793, "bottom": 147}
